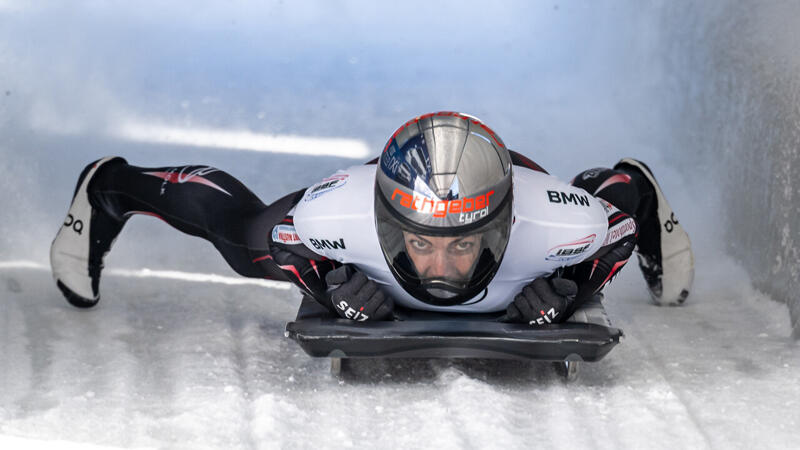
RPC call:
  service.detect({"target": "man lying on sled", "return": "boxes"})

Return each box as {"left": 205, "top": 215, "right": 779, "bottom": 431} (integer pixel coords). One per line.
{"left": 50, "top": 112, "right": 694, "bottom": 326}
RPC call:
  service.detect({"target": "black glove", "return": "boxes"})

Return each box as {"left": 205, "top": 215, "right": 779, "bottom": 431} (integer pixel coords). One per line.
{"left": 325, "top": 265, "right": 394, "bottom": 321}
{"left": 506, "top": 277, "right": 578, "bottom": 325}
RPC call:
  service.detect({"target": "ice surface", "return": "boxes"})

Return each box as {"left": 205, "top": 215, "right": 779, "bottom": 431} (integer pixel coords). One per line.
{"left": 2, "top": 218, "right": 798, "bottom": 449}
{"left": 1, "top": 2, "right": 799, "bottom": 449}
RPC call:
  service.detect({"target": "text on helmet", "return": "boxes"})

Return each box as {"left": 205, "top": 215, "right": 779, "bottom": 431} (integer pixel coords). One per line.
{"left": 391, "top": 188, "right": 495, "bottom": 219}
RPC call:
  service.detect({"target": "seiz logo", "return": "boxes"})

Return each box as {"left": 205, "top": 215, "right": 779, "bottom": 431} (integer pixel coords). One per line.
{"left": 664, "top": 212, "right": 679, "bottom": 233}
{"left": 391, "top": 188, "right": 494, "bottom": 219}
{"left": 336, "top": 300, "right": 369, "bottom": 321}
{"left": 530, "top": 307, "right": 559, "bottom": 326}
{"left": 63, "top": 214, "right": 83, "bottom": 235}
{"left": 547, "top": 190, "right": 590, "bottom": 207}
{"left": 546, "top": 234, "right": 596, "bottom": 262}
{"left": 309, "top": 238, "right": 346, "bottom": 250}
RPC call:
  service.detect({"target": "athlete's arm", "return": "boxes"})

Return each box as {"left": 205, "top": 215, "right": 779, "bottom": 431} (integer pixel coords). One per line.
{"left": 560, "top": 201, "right": 637, "bottom": 313}
{"left": 248, "top": 189, "right": 340, "bottom": 306}
{"left": 267, "top": 215, "right": 340, "bottom": 302}
{"left": 503, "top": 190, "right": 636, "bottom": 324}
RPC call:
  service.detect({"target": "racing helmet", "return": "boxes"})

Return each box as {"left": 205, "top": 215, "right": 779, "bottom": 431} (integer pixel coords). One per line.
{"left": 375, "top": 112, "right": 513, "bottom": 306}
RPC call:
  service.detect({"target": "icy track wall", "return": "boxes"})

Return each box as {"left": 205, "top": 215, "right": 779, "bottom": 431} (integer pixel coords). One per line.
{"left": 661, "top": 3, "right": 800, "bottom": 337}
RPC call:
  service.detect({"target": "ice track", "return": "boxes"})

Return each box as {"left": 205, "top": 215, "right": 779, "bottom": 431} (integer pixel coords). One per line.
{"left": 2, "top": 239, "right": 798, "bottom": 449}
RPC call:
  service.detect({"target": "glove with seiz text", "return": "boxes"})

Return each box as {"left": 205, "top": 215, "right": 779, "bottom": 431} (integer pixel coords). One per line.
{"left": 325, "top": 264, "right": 395, "bottom": 321}
{"left": 505, "top": 277, "right": 578, "bottom": 326}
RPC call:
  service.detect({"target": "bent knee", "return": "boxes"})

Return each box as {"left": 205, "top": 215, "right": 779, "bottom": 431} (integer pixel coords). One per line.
{"left": 571, "top": 167, "right": 639, "bottom": 215}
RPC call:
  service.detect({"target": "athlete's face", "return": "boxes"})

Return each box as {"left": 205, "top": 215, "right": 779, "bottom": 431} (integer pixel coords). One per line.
{"left": 402, "top": 232, "right": 482, "bottom": 280}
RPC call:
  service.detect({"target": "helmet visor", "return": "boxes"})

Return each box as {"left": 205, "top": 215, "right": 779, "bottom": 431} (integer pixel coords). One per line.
{"left": 376, "top": 195, "right": 512, "bottom": 306}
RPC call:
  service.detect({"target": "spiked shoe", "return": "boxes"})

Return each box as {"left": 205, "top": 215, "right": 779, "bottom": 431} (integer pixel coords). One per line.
{"left": 614, "top": 158, "right": 694, "bottom": 305}
{"left": 50, "top": 157, "right": 127, "bottom": 308}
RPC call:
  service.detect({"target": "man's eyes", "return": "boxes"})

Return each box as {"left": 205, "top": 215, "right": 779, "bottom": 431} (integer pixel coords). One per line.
{"left": 408, "top": 238, "right": 474, "bottom": 252}
{"left": 453, "top": 241, "right": 474, "bottom": 251}
{"left": 410, "top": 239, "right": 429, "bottom": 250}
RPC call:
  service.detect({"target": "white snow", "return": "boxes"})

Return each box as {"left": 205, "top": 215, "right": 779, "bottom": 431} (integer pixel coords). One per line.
{"left": 3, "top": 247, "right": 798, "bottom": 449}
{"left": 2, "top": 2, "right": 799, "bottom": 449}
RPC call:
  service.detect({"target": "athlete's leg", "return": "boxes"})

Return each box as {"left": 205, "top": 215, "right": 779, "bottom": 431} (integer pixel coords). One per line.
{"left": 570, "top": 166, "right": 659, "bottom": 262}
{"left": 613, "top": 159, "right": 694, "bottom": 305}
{"left": 570, "top": 162, "right": 694, "bottom": 305}
{"left": 89, "top": 159, "right": 297, "bottom": 276}
{"left": 51, "top": 157, "right": 293, "bottom": 307}
{"left": 569, "top": 167, "right": 655, "bottom": 220}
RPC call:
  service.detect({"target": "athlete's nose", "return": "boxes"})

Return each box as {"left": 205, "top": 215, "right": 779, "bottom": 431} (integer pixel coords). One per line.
{"left": 428, "top": 249, "right": 450, "bottom": 278}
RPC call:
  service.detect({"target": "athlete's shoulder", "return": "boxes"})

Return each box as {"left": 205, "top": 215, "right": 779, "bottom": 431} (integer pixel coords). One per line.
{"left": 292, "top": 164, "right": 381, "bottom": 264}
{"left": 513, "top": 166, "right": 604, "bottom": 221}
{"left": 294, "top": 164, "right": 375, "bottom": 217}
{"left": 507, "top": 166, "right": 609, "bottom": 267}
{"left": 303, "top": 164, "right": 375, "bottom": 203}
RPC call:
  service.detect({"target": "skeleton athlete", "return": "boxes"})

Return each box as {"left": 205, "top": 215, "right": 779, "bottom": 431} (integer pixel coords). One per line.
{"left": 50, "top": 112, "right": 694, "bottom": 325}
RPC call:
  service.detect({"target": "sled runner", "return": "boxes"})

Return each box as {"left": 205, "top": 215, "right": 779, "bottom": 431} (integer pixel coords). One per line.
{"left": 285, "top": 294, "right": 622, "bottom": 381}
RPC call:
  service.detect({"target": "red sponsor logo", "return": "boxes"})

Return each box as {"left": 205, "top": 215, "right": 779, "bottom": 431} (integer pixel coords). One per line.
{"left": 391, "top": 188, "right": 494, "bottom": 219}
{"left": 278, "top": 232, "right": 299, "bottom": 242}
{"left": 271, "top": 224, "right": 302, "bottom": 245}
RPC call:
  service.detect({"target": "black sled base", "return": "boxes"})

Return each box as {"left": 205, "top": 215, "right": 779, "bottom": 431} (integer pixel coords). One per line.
{"left": 286, "top": 296, "right": 623, "bottom": 362}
